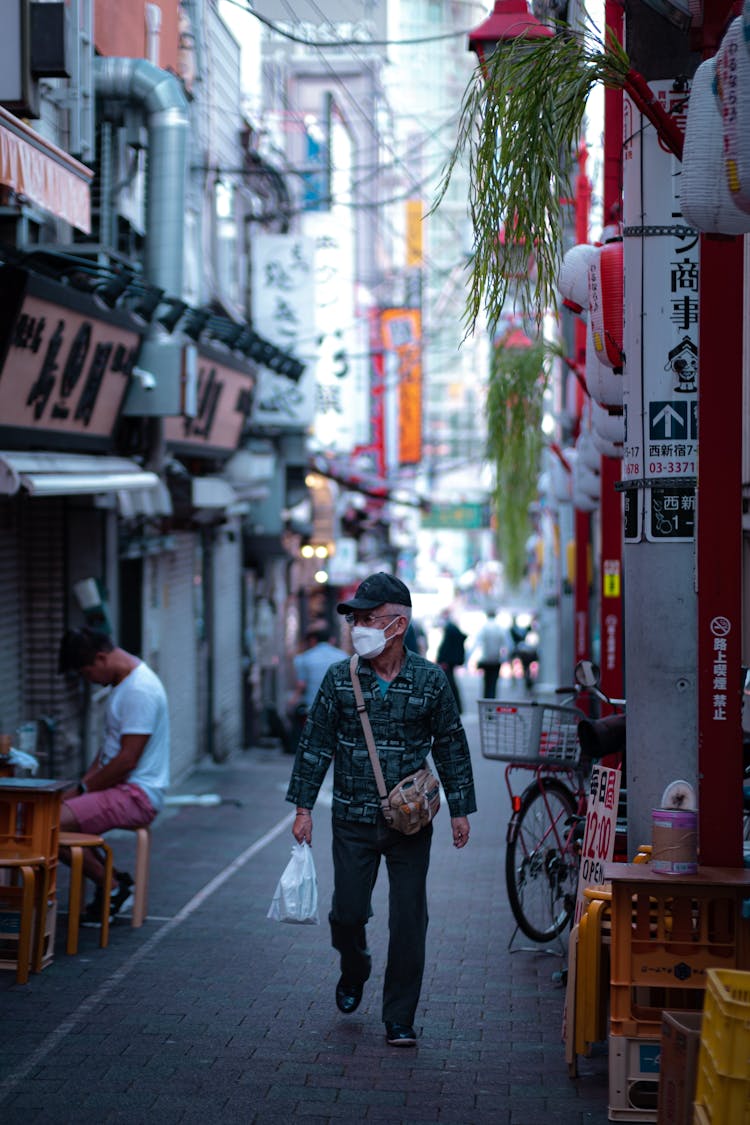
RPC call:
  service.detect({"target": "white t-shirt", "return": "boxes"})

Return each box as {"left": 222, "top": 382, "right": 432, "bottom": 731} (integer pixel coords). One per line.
{"left": 101, "top": 661, "right": 170, "bottom": 812}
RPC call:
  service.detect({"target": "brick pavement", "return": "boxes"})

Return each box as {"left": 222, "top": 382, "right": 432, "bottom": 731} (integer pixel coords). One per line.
{"left": 0, "top": 674, "right": 616, "bottom": 1124}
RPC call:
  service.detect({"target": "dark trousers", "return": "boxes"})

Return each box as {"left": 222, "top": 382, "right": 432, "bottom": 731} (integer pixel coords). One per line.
{"left": 442, "top": 665, "right": 463, "bottom": 713}
{"left": 329, "top": 817, "right": 432, "bottom": 1025}
{"left": 481, "top": 663, "right": 500, "bottom": 699}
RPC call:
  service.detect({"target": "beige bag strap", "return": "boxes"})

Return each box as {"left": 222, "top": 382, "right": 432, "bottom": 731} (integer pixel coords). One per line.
{"left": 350, "top": 655, "right": 393, "bottom": 821}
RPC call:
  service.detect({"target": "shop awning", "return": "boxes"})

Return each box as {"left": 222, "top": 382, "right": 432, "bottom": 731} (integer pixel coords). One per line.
{"left": 309, "top": 454, "right": 431, "bottom": 511}
{"left": 0, "top": 107, "right": 92, "bottom": 233}
{"left": 0, "top": 452, "right": 159, "bottom": 497}
{"left": 192, "top": 476, "right": 249, "bottom": 515}
{"left": 117, "top": 480, "right": 173, "bottom": 519}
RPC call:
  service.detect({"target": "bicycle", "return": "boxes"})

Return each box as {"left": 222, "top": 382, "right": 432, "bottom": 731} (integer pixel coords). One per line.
{"left": 477, "top": 663, "right": 625, "bottom": 945}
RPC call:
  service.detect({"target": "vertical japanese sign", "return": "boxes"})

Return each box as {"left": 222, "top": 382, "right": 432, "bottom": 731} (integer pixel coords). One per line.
{"left": 251, "top": 234, "right": 316, "bottom": 429}
{"left": 573, "top": 763, "right": 621, "bottom": 925}
{"left": 622, "top": 81, "right": 696, "bottom": 543}
{"left": 302, "top": 211, "right": 362, "bottom": 453}
{"left": 380, "top": 308, "right": 423, "bottom": 466}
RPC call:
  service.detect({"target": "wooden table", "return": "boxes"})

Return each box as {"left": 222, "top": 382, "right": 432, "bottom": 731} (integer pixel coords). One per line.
{"left": 0, "top": 778, "right": 70, "bottom": 972}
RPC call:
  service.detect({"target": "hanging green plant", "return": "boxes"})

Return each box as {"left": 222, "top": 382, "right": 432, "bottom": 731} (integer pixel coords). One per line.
{"left": 435, "top": 16, "right": 630, "bottom": 331}
{"left": 487, "top": 333, "right": 550, "bottom": 587}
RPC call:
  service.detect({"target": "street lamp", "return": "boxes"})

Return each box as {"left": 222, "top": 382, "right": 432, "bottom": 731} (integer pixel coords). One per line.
{"left": 467, "top": 0, "right": 552, "bottom": 70}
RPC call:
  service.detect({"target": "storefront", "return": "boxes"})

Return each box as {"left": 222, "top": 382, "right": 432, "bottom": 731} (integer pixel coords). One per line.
{"left": 0, "top": 265, "right": 164, "bottom": 777}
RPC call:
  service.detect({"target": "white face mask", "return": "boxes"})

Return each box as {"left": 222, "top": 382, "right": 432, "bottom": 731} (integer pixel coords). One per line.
{"left": 350, "top": 621, "right": 395, "bottom": 659}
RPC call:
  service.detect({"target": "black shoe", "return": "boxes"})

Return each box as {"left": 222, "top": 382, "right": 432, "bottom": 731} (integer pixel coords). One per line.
{"left": 385, "top": 1022, "right": 417, "bottom": 1047}
{"left": 80, "top": 885, "right": 104, "bottom": 927}
{"left": 82, "top": 872, "right": 135, "bottom": 924}
{"left": 335, "top": 977, "right": 364, "bottom": 1014}
{"left": 109, "top": 872, "right": 134, "bottom": 920}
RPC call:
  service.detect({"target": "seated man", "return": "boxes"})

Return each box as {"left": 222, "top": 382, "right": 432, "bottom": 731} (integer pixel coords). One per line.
{"left": 58, "top": 627, "right": 170, "bottom": 923}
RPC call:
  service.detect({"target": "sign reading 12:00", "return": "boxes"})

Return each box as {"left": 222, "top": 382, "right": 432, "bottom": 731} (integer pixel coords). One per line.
{"left": 573, "top": 764, "right": 621, "bottom": 926}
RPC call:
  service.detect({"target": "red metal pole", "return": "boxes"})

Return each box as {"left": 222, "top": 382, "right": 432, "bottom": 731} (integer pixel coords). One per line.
{"left": 696, "top": 234, "right": 744, "bottom": 867}
{"left": 693, "top": 0, "right": 743, "bottom": 866}
{"left": 571, "top": 146, "right": 591, "bottom": 680}
{"left": 598, "top": 0, "right": 625, "bottom": 709}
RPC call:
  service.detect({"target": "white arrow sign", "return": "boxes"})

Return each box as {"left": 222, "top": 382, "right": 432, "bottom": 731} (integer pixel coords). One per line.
{"left": 651, "top": 403, "right": 685, "bottom": 439}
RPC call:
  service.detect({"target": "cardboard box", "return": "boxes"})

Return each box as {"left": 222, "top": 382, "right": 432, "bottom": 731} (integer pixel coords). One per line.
{"left": 657, "top": 1010, "right": 703, "bottom": 1125}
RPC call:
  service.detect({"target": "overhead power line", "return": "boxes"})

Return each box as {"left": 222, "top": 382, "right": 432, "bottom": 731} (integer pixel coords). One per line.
{"left": 223, "top": 0, "right": 477, "bottom": 48}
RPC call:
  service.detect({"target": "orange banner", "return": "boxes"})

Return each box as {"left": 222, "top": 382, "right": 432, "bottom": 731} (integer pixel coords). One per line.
{"left": 405, "top": 200, "right": 423, "bottom": 267}
{"left": 380, "top": 308, "right": 422, "bottom": 466}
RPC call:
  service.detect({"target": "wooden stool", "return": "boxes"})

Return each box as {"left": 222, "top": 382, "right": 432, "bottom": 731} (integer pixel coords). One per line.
{"left": 128, "top": 826, "right": 150, "bottom": 928}
{"left": 0, "top": 855, "right": 48, "bottom": 983}
{"left": 59, "top": 831, "right": 113, "bottom": 955}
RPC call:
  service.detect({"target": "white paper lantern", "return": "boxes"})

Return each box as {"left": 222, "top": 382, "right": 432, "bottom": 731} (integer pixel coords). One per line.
{"left": 590, "top": 400, "right": 624, "bottom": 448}
{"left": 585, "top": 322, "right": 624, "bottom": 408}
{"left": 559, "top": 243, "right": 598, "bottom": 313}
{"left": 577, "top": 425, "right": 601, "bottom": 473}
{"left": 715, "top": 19, "right": 750, "bottom": 212}
{"left": 550, "top": 448, "right": 574, "bottom": 503}
{"left": 682, "top": 54, "right": 750, "bottom": 232}
{"left": 574, "top": 438, "right": 600, "bottom": 500}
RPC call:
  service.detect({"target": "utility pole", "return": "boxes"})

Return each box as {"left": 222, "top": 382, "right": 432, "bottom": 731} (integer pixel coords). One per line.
{"left": 621, "top": 3, "right": 701, "bottom": 852}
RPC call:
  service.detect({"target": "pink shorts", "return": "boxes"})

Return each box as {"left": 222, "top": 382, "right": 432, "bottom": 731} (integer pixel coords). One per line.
{"left": 64, "top": 783, "right": 157, "bottom": 836}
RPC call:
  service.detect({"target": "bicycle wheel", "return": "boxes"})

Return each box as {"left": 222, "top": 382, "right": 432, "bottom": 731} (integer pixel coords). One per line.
{"left": 505, "top": 777, "right": 580, "bottom": 943}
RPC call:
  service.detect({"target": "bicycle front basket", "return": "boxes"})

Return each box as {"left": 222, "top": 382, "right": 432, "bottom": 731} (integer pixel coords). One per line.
{"left": 477, "top": 699, "right": 584, "bottom": 764}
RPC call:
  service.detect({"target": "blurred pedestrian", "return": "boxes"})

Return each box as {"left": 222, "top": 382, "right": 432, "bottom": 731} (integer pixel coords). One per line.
{"left": 288, "top": 622, "right": 347, "bottom": 749}
{"left": 436, "top": 610, "right": 467, "bottom": 713}
{"left": 404, "top": 619, "right": 427, "bottom": 656}
{"left": 471, "top": 609, "right": 506, "bottom": 699}
{"left": 509, "top": 614, "right": 538, "bottom": 691}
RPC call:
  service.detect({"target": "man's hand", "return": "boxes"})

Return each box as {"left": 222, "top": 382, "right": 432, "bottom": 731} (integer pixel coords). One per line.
{"left": 293, "top": 808, "right": 312, "bottom": 844}
{"left": 451, "top": 816, "right": 470, "bottom": 849}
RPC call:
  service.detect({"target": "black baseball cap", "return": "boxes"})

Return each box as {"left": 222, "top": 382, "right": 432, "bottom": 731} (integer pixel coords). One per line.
{"left": 337, "top": 572, "right": 412, "bottom": 614}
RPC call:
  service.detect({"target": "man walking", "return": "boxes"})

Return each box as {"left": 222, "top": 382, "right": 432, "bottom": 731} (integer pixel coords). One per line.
{"left": 288, "top": 622, "right": 347, "bottom": 749}
{"left": 287, "top": 572, "right": 476, "bottom": 1047}
{"left": 58, "top": 627, "right": 170, "bottom": 922}
{"left": 472, "top": 609, "right": 506, "bottom": 699}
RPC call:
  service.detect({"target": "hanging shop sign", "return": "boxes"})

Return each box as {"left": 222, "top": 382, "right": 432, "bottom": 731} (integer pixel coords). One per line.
{"left": 163, "top": 344, "right": 255, "bottom": 454}
{"left": 303, "top": 209, "right": 363, "bottom": 455}
{"left": 250, "top": 233, "right": 316, "bottom": 430}
{"left": 0, "top": 266, "right": 142, "bottom": 450}
{"left": 622, "top": 80, "right": 696, "bottom": 544}
{"left": 380, "top": 308, "right": 423, "bottom": 468}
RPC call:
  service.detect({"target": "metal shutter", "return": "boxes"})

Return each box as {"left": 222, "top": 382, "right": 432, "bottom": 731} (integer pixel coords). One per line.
{"left": 0, "top": 500, "right": 22, "bottom": 736}
{"left": 154, "top": 533, "right": 199, "bottom": 785}
{"left": 210, "top": 520, "right": 242, "bottom": 761}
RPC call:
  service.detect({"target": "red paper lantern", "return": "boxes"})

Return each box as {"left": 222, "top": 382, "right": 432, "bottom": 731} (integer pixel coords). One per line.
{"left": 588, "top": 241, "right": 624, "bottom": 371}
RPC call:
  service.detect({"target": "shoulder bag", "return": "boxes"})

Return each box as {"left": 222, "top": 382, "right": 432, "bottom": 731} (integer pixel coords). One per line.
{"left": 349, "top": 655, "right": 440, "bottom": 835}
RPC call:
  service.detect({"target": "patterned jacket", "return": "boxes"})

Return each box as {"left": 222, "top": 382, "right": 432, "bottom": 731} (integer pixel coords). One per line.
{"left": 286, "top": 649, "right": 477, "bottom": 822}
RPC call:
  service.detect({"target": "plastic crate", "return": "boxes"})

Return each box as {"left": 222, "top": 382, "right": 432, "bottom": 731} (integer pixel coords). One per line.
{"left": 609, "top": 1033, "right": 660, "bottom": 1121}
{"left": 0, "top": 892, "right": 56, "bottom": 971}
{"left": 693, "top": 968, "right": 750, "bottom": 1123}
{"left": 693, "top": 1039, "right": 750, "bottom": 1123}
{"left": 610, "top": 879, "right": 747, "bottom": 1029}
{"left": 656, "top": 1010, "right": 703, "bottom": 1125}
{"left": 477, "top": 699, "right": 584, "bottom": 764}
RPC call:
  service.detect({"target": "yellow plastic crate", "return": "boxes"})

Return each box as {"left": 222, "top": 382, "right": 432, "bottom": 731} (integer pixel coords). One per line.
{"left": 694, "top": 968, "right": 750, "bottom": 1123}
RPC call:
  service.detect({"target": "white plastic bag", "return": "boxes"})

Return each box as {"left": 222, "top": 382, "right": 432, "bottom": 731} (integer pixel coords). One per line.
{"left": 267, "top": 842, "right": 319, "bottom": 925}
